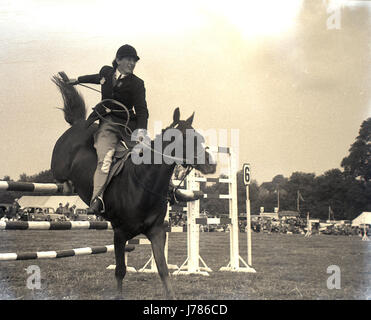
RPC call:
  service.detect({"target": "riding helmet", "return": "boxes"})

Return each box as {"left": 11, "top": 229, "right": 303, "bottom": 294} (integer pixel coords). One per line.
{"left": 116, "top": 44, "right": 140, "bottom": 61}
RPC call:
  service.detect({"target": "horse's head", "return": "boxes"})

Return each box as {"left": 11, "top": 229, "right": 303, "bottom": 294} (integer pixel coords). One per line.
{"left": 163, "top": 108, "right": 217, "bottom": 175}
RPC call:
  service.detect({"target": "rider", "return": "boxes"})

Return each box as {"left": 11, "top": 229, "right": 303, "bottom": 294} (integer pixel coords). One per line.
{"left": 67, "top": 44, "right": 201, "bottom": 215}
{"left": 68, "top": 44, "right": 148, "bottom": 214}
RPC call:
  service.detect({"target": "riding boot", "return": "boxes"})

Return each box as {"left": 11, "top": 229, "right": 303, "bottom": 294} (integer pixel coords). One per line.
{"left": 87, "top": 167, "right": 109, "bottom": 215}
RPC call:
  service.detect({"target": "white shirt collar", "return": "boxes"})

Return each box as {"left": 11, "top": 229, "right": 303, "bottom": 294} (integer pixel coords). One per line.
{"left": 115, "top": 69, "right": 125, "bottom": 80}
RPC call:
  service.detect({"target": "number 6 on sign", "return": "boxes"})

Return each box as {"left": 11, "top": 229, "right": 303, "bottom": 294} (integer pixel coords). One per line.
{"left": 243, "top": 163, "right": 251, "bottom": 186}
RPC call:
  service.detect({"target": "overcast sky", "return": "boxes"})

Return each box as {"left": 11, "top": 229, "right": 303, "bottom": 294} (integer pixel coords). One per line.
{"left": 0, "top": 0, "right": 370, "bottom": 184}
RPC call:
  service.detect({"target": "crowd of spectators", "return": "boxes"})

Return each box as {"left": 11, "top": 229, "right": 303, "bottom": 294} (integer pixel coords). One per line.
{"left": 249, "top": 217, "right": 307, "bottom": 234}
{"left": 246, "top": 216, "right": 369, "bottom": 237}
{"left": 55, "top": 202, "right": 80, "bottom": 220}
{"left": 0, "top": 200, "right": 98, "bottom": 222}
{"left": 320, "top": 223, "right": 367, "bottom": 236}
{"left": 168, "top": 211, "right": 369, "bottom": 237}
{"left": 169, "top": 212, "right": 186, "bottom": 227}
{"left": 2, "top": 202, "right": 370, "bottom": 237}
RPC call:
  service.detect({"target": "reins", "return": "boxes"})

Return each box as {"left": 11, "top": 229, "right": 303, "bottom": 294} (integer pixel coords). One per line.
{"left": 77, "top": 83, "right": 101, "bottom": 93}
{"left": 131, "top": 163, "right": 194, "bottom": 203}
{"left": 75, "top": 80, "right": 200, "bottom": 201}
{"left": 93, "top": 99, "right": 133, "bottom": 138}
{"left": 76, "top": 83, "right": 133, "bottom": 138}
{"left": 131, "top": 166, "right": 169, "bottom": 202}
{"left": 172, "top": 166, "right": 194, "bottom": 201}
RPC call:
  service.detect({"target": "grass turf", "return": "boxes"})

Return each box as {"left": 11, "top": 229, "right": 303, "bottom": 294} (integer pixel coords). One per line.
{"left": 0, "top": 230, "right": 370, "bottom": 300}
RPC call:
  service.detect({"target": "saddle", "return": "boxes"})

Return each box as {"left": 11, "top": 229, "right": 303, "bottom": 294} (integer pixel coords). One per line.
{"left": 105, "top": 139, "right": 135, "bottom": 187}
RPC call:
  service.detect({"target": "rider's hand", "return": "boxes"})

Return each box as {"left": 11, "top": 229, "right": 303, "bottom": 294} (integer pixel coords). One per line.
{"left": 66, "top": 79, "right": 79, "bottom": 85}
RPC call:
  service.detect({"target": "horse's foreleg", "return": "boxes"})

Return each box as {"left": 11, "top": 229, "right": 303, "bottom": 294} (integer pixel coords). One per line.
{"left": 113, "top": 228, "right": 127, "bottom": 296}
{"left": 148, "top": 227, "right": 176, "bottom": 300}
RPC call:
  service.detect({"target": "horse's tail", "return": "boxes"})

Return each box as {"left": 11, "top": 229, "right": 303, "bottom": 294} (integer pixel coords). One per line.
{"left": 52, "top": 71, "right": 86, "bottom": 125}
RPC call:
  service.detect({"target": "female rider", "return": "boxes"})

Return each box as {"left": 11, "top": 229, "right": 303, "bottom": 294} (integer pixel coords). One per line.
{"left": 68, "top": 44, "right": 148, "bottom": 214}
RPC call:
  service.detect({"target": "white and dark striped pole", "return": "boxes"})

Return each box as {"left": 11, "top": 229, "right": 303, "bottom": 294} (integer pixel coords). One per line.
{"left": 0, "top": 181, "right": 63, "bottom": 193}
{"left": 0, "top": 244, "right": 134, "bottom": 261}
{"left": 0, "top": 221, "right": 112, "bottom": 230}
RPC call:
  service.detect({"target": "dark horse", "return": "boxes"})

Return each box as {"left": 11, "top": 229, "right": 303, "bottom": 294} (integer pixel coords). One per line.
{"left": 51, "top": 74, "right": 216, "bottom": 299}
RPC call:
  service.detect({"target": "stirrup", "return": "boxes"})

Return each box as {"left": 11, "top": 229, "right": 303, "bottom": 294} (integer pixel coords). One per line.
{"left": 88, "top": 196, "right": 105, "bottom": 214}
{"left": 96, "top": 196, "right": 105, "bottom": 213}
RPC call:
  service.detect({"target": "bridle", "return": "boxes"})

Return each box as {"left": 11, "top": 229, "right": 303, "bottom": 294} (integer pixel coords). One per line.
{"left": 131, "top": 164, "right": 194, "bottom": 203}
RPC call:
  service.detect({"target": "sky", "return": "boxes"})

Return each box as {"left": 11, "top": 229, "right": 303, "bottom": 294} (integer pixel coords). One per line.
{"left": 0, "top": 0, "right": 370, "bottom": 184}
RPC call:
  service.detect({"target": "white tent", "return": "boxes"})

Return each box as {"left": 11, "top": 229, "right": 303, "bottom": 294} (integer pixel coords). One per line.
{"left": 18, "top": 195, "right": 88, "bottom": 210}
{"left": 352, "top": 212, "right": 371, "bottom": 226}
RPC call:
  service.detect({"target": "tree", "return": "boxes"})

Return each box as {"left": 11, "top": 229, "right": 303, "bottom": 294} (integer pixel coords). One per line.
{"left": 285, "top": 172, "right": 316, "bottom": 216}
{"left": 0, "top": 169, "right": 56, "bottom": 204}
{"left": 18, "top": 170, "right": 55, "bottom": 183}
{"left": 258, "top": 175, "right": 289, "bottom": 212}
{"left": 314, "top": 169, "right": 347, "bottom": 219}
{"left": 313, "top": 169, "right": 368, "bottom": 220}
{"left": 341, "top": 117, "right": 371, "bottom": 182}
{"left": 200, "top": 174, "right": 229, "bottom": 216}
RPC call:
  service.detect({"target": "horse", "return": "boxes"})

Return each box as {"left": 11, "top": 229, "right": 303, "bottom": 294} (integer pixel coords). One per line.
{"left": 51, "top": 73, "right": 217, "bottom": 299}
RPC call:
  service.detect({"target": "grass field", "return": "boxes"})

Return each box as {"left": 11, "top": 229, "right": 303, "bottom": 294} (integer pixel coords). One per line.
{"left": 0, "top": 230, "right": 370, "bottom": 300}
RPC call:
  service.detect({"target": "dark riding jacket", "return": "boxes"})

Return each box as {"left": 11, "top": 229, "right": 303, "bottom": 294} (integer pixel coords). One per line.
{"left": 77, "top": 65, "right": 149, "bottom": 130}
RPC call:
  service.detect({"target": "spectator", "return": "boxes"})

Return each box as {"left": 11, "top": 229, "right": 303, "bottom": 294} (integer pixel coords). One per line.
{"left": 69, "top": 205, "right": 77, "bottom": 221}
{"left": 62, "top": 203, "right": 70, "bottom": 216}
{"left": 305, "top": 215, "right": 312, "bottom": 238}
{"left": 56, "top": 203, "right": 64, "bottom": 214}
{"left": 0, "top": 207, "right": 5, "bottom": 219}
{"left": 9, "top": 198, "right": 20, "bottom": 219}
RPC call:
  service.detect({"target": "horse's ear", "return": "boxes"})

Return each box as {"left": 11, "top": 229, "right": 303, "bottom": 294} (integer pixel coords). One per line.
{"left": 173, "top": 108, "right": 180, "bottom": 123}
{"left": 185, "top": 112, "right": 195, "bottom": 126}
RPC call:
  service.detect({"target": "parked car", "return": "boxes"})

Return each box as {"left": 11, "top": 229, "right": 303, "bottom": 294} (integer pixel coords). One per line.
{"left": 76, "top": 213, "right": 97, "bottom": 221}
{"left": 21, "top": 207, "right": 63, "bottom": 221}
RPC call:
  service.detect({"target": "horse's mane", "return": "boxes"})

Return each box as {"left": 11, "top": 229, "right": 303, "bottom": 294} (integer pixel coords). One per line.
{"left": 51, "top": 72, "right": 86, "bottom": 125}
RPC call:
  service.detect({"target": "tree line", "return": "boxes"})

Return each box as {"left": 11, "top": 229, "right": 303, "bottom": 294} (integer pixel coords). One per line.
{"left": 1, "top": 118, "right": 370, "bottom": 220}
{"left": 202, "top": 117, "right": 371, "bottom": 220}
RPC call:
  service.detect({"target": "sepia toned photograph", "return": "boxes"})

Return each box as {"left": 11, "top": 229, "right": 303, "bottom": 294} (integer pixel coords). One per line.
{"left": 0, "top": 0, "right": 370, "bottom": 308}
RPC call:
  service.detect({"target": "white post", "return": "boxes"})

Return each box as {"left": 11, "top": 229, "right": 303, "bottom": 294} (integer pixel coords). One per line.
{"left": 188, "top": 170, "right": 199, "bottom": 273}
{"left": 220, "top": 159, "right": 255, "bottom": 272}
{"left": 246, "top": 182, "right": 252, "bottom": 266}
{"left": 229, "top": 150, "right": 239, "bottom": 270}
{"left": 173, "top": 169, "right": 211, "bottom": 276}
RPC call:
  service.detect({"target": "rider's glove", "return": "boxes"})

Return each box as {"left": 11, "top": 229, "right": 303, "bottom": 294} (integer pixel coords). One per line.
{"left": 66, "top": 79, "right": 79, "bottom": 85}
